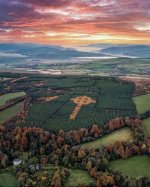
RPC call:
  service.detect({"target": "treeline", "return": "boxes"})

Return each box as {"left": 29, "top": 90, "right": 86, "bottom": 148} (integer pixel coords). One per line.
{"left": 140, "top": 110, "right": 150, "bottom": 120}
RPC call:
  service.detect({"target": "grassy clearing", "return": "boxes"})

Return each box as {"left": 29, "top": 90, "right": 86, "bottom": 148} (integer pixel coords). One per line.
{"left": 134, "top": 94, "right": 150, "bottom": 114}
{"left": 0, "top": 92, "right": 25, "bottom": 107}
{"left": 81, "top": 127, "right": 133, "bottom": 149}
{"left": 64, "top": 169, "right": 95, "bottom": 187}
{"left": 110, "top": 155, "right": 150, "bottom": 180}
{"left": 0, "top": 171, "right": 19, "bottom": 187}
{"left": 0, "top": 101, "right": 23, "bottom": 124}
{"left": 143, "top": 118, "right": 150, "bottom": 137}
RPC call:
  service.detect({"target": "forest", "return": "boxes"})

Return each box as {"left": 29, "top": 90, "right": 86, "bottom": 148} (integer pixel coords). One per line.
{"left": 0, "top": 74, "right": 136, "bottom": 131}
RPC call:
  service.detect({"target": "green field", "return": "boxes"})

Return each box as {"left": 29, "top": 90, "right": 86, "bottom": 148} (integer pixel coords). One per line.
{"left": 81, "top": 127, "right": 133, "bottom": 149}
{"left": 15, "top": 76, "right": 136, "bottom": 131}
{"left": 0, "top": 101, "right": 23, "bottom": 124}
{"left": 134, "top": 94, "right": 150, "bottom": 114}
{"left": 64, "top": 169, "right": 95, "bottom": 187}
{"left": 110, "top": 156, "right": 150, "bottom": 180}
{"left": 143, "top": 118, "right": 150, "bottom": 137}
{"left": 0, "top": 92, "right": 25, "bottom": 107}
{"left": 0, "top": 171, "right": 19, "bottom": 187}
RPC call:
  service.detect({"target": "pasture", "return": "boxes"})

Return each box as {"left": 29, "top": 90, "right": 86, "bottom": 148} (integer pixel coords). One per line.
{"left": 0, "top": 92, "right": 25, "bottom": 107}
{"left": 0, "top": 171, "right": 19, "bottom": 187}
{"left": 64, "top": 169, "right": 95, "bottom": 187}
{"left": 81, "top": 127, "right": 133, "bottom": 149}
{"left": 110, "top": 155, "right": 150, "bottom": 180}
{"left": 143, "top": 118, "right": 150, "bottom": 137}
{"left": 134, "top": 94, "right": 150, "bottom": 114}
{"left": 0, "top": 101, "right": 24, "bottom": 124}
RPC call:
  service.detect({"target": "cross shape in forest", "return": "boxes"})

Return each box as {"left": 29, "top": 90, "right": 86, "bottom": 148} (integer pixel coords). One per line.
{"left": 70, "top": 96, "right": 96, "bottom": 120}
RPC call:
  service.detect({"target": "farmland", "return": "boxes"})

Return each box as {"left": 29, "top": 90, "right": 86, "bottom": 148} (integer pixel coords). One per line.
{"left": 143, "top": 118, "right": 150, "bottom": 137}
{"left": 110, "top": 156, "right": 150, "bottom": 180}
{"left": 0, "top": 92, "right": 25, "bottom": 107}
{"left": 134, "top": 94, "right": 150, "bottom": 114}
{"left": 0, "top": 171, "right": 19, "bottom": 187}
{"left": 10, "top": 75, "right": 136, "bottom": 131}
{"left": 64, "top": 169, "right": 95, "bottom": 187}
{"left": 81, "top": 127, "right": 133, "bottom": 149}
{"left": 1, "top": 57, "right": 150, "bottom": 77}
{"left": 0, "top": 101, "right": 24, "bottom": 124}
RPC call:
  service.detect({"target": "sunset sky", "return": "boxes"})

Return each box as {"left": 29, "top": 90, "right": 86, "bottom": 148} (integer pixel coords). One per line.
{"left": 0, "top": 0, "right": 150, "bottom": 46}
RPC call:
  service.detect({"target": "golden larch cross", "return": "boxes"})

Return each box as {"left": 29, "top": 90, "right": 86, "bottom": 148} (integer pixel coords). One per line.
{"left": 70, "top": 96, "right": 96, "bottom": 120}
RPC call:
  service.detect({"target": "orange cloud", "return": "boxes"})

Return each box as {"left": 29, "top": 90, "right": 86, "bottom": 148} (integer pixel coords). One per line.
{"left": 0, "top": 0, "right": 150, "bottom": 45}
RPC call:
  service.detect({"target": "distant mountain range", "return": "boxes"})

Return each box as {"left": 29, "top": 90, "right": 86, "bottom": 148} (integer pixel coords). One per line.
{"left": 99, "top": 45, "right": 150, "bottom": 58}
{"left": 0, "top": 43, "right": 149, "bottom": 64}
{"left": 0, "top": 43, "right": 108, "bottom": 61}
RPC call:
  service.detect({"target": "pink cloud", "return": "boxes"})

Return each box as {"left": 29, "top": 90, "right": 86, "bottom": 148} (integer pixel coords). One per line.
{"left": 0, "top": 0, "right": 149, "bottom": 45}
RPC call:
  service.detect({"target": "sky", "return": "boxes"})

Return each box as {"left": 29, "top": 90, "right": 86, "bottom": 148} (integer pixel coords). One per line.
{"left": 0, "top": 0, "right": 150, "bottom": 46}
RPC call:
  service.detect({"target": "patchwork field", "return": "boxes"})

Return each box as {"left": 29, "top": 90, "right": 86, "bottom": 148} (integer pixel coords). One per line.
{"left": 143, "top": 118, "right": 150, "bottom": 137}
{"left": 110, "top": 156, "right": 150, "bottom": 180}
{"left": 81, "top": 127, "right": 133, "bottom": 149}
{"left": 134, "top": 94, "right": 150, "bottom": 114}
{"left": 0, "top": 171, "right": 19, "bottom": 187}
{"left": 0, "top": 92, "right": 25, "bottom": 107}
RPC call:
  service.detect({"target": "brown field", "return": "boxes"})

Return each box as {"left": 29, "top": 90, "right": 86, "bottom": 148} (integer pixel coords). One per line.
{"left": 70, "top": 96, "right": 96, "bottom": 120}
{"left": 11, "top": 76, "right": 28, "bottom": 83}
{"left": 39, "top": 96, "right": 59, "bottom": 102}
{"left": 32, "top": 81, "right": 45, "bottom": 87}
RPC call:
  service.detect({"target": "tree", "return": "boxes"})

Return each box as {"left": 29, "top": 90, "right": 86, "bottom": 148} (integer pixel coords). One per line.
{"left": 39, "top": 147, "right": 45, "bottom": 155}
{"left": 98, "top": 173, "right": 115, "bottom": 186}
{"left": 51, "top": 171, "right": 62, "bottom": 187}
{"left": 20, "top": 135, "right": 28, "bottom": 150}
{"left": 90, "top": 167, "right": 97, "bottom": 178}
{"left": 85, "top": 160, "right": 93, "bottom": 171}
{"left": 78, "top": 149, "right": 86, "bottom": 160}
{"left": 1, "top": 154, "right": 8, "bottom": 168}
{"left": 90, "top": 125, "right": 101, "bottom": 138}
